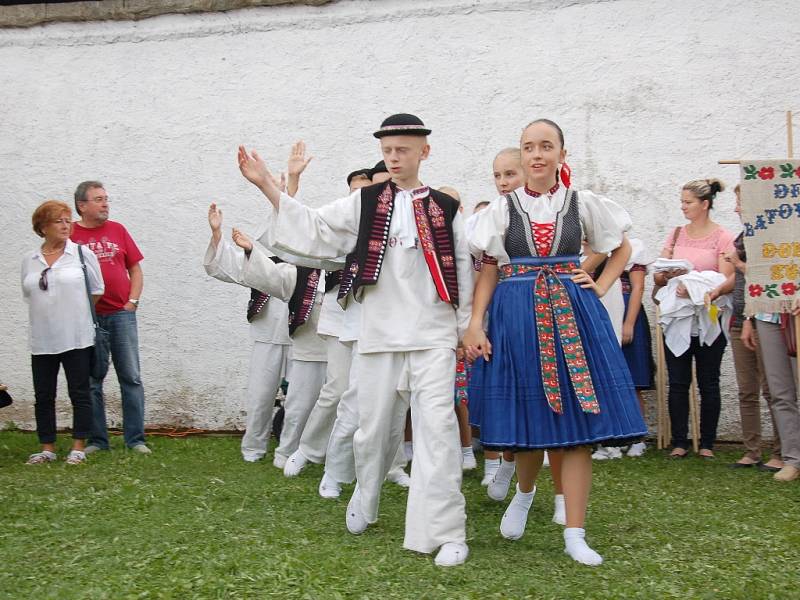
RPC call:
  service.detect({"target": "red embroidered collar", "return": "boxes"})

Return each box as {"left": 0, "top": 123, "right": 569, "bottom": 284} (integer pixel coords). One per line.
{"left": 524, "top": 182, "right": 560, "bottom": 198}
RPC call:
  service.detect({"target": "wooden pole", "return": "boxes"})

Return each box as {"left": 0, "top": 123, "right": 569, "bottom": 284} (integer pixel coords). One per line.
{"left": 689, "top": 367, "right": 700, "bottom": 454}
{"left": 655, "top": 308, "right": 668, "bottom": 449}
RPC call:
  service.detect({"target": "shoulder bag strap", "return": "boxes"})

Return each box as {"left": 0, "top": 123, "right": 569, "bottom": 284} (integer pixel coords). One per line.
{"left": 668, "top": 226, "right": 682, "bottom": 259}
{"left": 77, "top": 244, "right": 100, "bottom": 326}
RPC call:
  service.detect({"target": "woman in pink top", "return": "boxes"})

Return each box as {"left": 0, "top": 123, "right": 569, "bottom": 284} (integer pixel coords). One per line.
{"left": 654, "top": 178, "right": 735, "bottom": 458}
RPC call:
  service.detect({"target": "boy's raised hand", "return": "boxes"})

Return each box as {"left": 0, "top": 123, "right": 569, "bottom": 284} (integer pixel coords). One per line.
{"left": 208, "top": 203, "right": 223, "bottom": 232}
{"left": 287, "top": 141, "right": 313, "bottom": 177}
{"left": 232, "top": 228, "right": 254, "bottom": 252}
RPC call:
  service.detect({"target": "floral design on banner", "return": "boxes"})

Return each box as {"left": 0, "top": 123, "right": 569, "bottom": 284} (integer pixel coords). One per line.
{"left": 749, "top": 283, "right": 763, "bottom": 297}
{"left": 782, "top": 282, "right": 797, "bottom": 295}
{"left": 500, "top": 261, "right": 600, "bottom": 415}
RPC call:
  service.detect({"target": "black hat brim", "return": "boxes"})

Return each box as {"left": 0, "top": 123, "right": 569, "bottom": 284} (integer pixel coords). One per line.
{"left": 373, "top": 127, "right": 431, "bottom": 139}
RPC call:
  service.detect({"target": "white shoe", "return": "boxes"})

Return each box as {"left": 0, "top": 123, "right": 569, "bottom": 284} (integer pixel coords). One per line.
{"left": 318, "top": 472, "right": 341, "bottom": 499}
{"left": 542, "top": 451, "right": 550, "bottom": 467}
{"left": 462, "top": 447, "right": 477, "bottom": 471}
{"left": 346, "top": 487, "right": 369, "bottom": 534}
{"left": 386, "top": 468, "right": 411, "bottom": 488}
{"left": 83, "top": 445, "right": 105, "bottom": 455}
{"left": 564, "top": 527, "right": 603, "bottom": 566}
{"left": 434, "top": 542, "right": 469, "bottom": 567}
{"left": 592, "top": 446, "right": 622, "bottom": 460}
{"left": 283, "top": 450, "right": 310, "bottom": 477}
{"left": 552, "top": 494, "right": 566, "bottom": 526}
{"left": 272, "top": 453, "right": 288, "bottom": 469}
{"left": 481, "top": 458, "right": 500, "bottom": 486}
{"left": 131, "top": 444, "right": 152, "bottom": 454}
{"left": 488, "top": 459, "right": 515, "bottom": 501}
{"left": 242, "top": 453, "right": 264, "bottom": 463}
{"left": 627, "top": 442, "right": 647, "bottom": 457}
{"left": 500, "top": 485, "right": 535, "bottom": 540}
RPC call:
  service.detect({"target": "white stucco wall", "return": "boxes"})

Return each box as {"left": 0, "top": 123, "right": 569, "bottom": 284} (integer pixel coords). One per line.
{"left": 1, "top": 0, "right": 798, "bottom": 439}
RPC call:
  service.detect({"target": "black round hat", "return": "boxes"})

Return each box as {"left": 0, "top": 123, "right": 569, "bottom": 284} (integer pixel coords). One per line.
{"left": 373, "top": 113, "right": 431, "bottom": 138}
{"left": 346, "top": 168, "right": 372, "bottom": 186}
{"left": 369, "top": 160, "right": 388, "bottom": 178}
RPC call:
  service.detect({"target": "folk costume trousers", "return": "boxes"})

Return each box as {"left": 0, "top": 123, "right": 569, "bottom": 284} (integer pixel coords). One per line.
{"left": 354, "top": 348, "right": 466, "bottom": 554}
{"left": 274, "top": 359, "right": 327, "bottom": 461}
{"left": 241, "top": 341, "right": 289, "bottom": 461}
{"left": 324, "top": 342, "right": 408, "bottom": 483}
{"left": 298, "top": 336, "right": 352, "bottom": 463}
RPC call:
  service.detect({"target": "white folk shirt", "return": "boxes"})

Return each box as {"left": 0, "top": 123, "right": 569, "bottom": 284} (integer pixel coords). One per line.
{"left": 203, "top": 239, "right": 290, "bottom": 346}
{"left": 21, "top": 239, "right": 104, "bottom": 355}
{"left": 468, "top": 186, "right": 633, "bottom": 262}
{"left": 317, "top": 285, "right": 345, "bottom": 338}
{"left": 239, "top": 242, "right": 327, "bottom": 362}
{"left": 269, "top": 190, "right": 474, "bottom": 354}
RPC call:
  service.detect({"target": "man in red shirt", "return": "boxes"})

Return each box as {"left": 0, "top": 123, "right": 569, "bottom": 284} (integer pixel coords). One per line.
{"left": 71, "top": 181, "right": 150, "bottom": 454}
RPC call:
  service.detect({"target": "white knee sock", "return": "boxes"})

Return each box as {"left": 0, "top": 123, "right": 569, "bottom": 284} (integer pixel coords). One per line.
{"left": 552, "top": 494, "right": 566, "bottom": 525}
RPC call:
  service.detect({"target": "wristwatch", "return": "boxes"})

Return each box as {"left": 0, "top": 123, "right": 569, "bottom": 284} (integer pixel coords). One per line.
{"left": 129, "top": 298, "right": 140, "bottom": 307}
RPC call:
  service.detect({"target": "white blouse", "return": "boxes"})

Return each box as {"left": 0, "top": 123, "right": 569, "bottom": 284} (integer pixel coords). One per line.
{"left": 468, "top": 186, "right": 632, "bottom": 264}
{"left": 21, "top": 239, "right": 104, "bottom": 355}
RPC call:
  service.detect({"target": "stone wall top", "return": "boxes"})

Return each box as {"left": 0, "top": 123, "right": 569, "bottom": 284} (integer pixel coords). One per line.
{"left": 0, "top": 0, "right": 332, "bottom": 28}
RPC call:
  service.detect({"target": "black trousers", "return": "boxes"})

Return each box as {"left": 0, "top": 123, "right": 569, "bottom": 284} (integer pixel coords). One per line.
{"left": 31, "top": 347, "right": 93, "bottom": 444}
{"left": 664, "top": 334, "right": 727, "bottom": 450}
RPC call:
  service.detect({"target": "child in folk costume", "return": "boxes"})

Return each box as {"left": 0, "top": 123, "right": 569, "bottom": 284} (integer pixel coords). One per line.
{"left": 204, "top": 204, "right": 328, "bottom": 467}
{"left": 465, "top": 119, "right": 646, "bottom": 566}
{"left": 620, "top": 237, "right": 654, "bottom": 457}
{"left": 237, "top": 114, "right": 473, "bottom": 567}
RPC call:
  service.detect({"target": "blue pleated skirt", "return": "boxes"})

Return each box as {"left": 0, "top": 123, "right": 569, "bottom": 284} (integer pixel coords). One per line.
{"left": 468, "top": 256, "right": 648, "bottom": 450}
{"left": 621, "top": 292, "right": 655, "bottom": 389}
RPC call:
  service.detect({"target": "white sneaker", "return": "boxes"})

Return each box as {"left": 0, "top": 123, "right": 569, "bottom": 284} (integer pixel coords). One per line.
{"left": 500, "top": 485, "right": 535, "bottom": 540}
{"left": 462, "top": 447, "right": 477, "bottom": 471}
{"left": 552, "top": 494, "right": 566, "bottom": 526}
{"left": 481, "top": 458, "right": 500, "bottom": 486}
{"left": 318, "top": 472, "right": 341, "bottom": 499}
{"left": 386, "top": 468, "right": 411, "bottom": 488}
{"left": 604, "top": 446, "right": 623, "bottom": 459}
{"left": 272, "top": 453, "right": 288, "bottom": 469}
{"left": 487, "top": 459, "right": 515, "bottom": 501}
{"left": 131, "top": 444, "right": 152, "bottom": 454}
{"left": 592, "top": 446, "right": 622, "bottom": 460}
{"left": 346, "top": 486, "right": 369, "bottom": 534}
{"left": 242, "top": 454, "right": 264, "bottom": 463}
{"left": 83, "top": 445, "right": 105, "bottom": 455}
{"left": 283, "top": 449, "right": 310, "bottom": 477}
{"left": 434, "top": 542, "right": 469, "bottom": 567}
{"left": 627, "top": 442, "right": 647, "bottom": 457}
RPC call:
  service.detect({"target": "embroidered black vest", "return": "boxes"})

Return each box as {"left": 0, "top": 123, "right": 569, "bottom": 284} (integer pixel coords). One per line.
{"left": 246, "top": 256, "right": 284, "bottom": 322}
{"left": 288, "top": 267, "right": 320, "bottom": 335}
{"left": 338, "top": 181, "right": 461, "bottom": 305}
{"left": 504, "top": 189, "right": 582, "bottom": 258}
{"left": 325, "top": 269, "right": 342, "bottom": 294}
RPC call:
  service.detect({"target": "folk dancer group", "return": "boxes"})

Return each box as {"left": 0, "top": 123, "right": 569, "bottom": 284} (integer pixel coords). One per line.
{"left": 205, "top": 113, "right": 647, "bottom": 567}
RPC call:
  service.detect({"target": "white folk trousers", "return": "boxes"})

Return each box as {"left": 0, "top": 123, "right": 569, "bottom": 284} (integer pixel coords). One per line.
{"left": 353, "top": 348, "right": 465, "bottom": 553}
{"left": 241, "top": 342, "right": 289, "bottom": 460}
{"left": 298, "top": 336, "right": 352, "bottom": 463}
{"left": 274, "top": 359, "right": 327, "bottom": 461}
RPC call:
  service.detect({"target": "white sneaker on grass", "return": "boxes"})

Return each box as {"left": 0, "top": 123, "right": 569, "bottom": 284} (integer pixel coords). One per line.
{"left": 592, "top": 446, "right": 622, "bottom": 460}
{"left": 131, "top": 444, "right": 152, "bottom": 454}
{"left": 346, "top": 486, "right": 369, "bottom": 534}
{"left": 487, "top": 459, "right": 515, "bottom": 501}
{"left": 283, "top": 449, "right": 310, "bottom": 477}
{"left": 272, "top": 453, "right": 288, "bottom": 469}
{"left": 386, "top": 468, "right": 411, "bottom": 488}
{"left": 434, "top": 542, "right": 469, "bottom": 567}
{"left": 83, "top": 445, "right": 105, "bottom": 455}
{"left": 481, "top": 458, "right": 500, "bottom": 486}
{"left": 627, "top": 442, "right": 647, "bottom": 457}
{"left": 318, "top": 473, "right": 342, "bottom": 499}
{"left": 500, "top": 485, "right": 535, "bottom": 540}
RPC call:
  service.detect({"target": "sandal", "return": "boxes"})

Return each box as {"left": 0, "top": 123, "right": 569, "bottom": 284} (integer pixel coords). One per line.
{"left": 669, "top": 448, "right": 688, "bottom": 459}
{"left": 26, "top": 450, "right": 57, "bottom": 465}
{"left": 698, "top": 449, "right": 715, "bottom": 459}
{"left": 65, "top": 450, "right": 87, "bottom": 465}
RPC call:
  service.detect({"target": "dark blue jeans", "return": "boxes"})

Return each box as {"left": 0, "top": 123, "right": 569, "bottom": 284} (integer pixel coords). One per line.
{"left": 89, "top": 309, "right": 146, "bottom": 449}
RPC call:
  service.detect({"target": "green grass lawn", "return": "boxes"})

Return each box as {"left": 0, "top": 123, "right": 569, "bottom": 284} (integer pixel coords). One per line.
{"left": 0, "top": 432, "right": 797, "bottom": 600}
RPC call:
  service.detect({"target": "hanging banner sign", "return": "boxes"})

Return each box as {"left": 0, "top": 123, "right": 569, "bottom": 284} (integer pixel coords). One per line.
{"left": 740, "top": 159, "right": 800, "bottom": 315}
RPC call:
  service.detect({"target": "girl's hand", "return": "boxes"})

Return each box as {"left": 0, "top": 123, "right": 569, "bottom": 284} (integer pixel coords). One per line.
{"left": 622, "top": 322, "right": 634, "bottom": 346}
{"left": 571, "top": 269, "right": 605, "bottom": 297}
{"left": 231, "top": 228, "right": 253, "bottom": 252}
{"left": 463, "top": 326, "right": 492, "bottom": 362}
{"left": 208, "top": 203, "right": 223, "bottom": 232}
{"left": 676, "top": 283, "right": 688, "bottom": 298}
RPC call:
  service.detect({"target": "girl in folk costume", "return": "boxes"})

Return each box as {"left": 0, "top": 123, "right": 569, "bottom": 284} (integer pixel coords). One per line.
{"left": 464, "top": 119, "right": 647, "bottom": 566}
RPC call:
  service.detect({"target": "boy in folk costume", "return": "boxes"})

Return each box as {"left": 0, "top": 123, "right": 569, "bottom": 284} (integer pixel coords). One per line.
{"left": 237, "top": 114, "right": 473, "bottom": 567}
